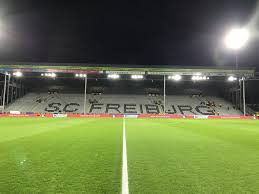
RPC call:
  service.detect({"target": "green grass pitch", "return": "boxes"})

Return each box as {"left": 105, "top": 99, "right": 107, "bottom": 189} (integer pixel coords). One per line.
{"left": 0, "top": 118, "right": 122, "bottom": 193}
{"left": 0, "top": 117, "right": 259, "bottom": 193}
{"left": 126, "top": 119, "right": 259, "bottom": 194}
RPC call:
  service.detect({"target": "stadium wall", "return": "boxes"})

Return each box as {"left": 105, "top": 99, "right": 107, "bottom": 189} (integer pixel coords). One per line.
{"left": 0, "top": 113, "right": 257, "bottom": 119}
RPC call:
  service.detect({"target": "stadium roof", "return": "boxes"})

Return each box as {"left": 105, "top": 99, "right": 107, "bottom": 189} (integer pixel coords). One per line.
{"left": 0, "top": 62, "right": 255, "bottom": 77}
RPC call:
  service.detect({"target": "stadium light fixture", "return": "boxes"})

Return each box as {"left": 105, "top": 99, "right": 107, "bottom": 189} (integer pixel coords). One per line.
{"left": 192, "top": 75, "right": 209, "bottom": 81}
{"left": 108, "top": 74, "right": 120, "bottom": 79}
{"left": 228, "top": 76, "right": 237, "bottom": 82}
{"left": 168, "top": 74, "right": 182, "bottom": 81}
{"left": 225, "top": 28, "right": 249, "bottom": 50}
{"left": 5, "top": 72, "right": 10, "bottom": 76}
{"left": 51, "top": 73, "right": 56, "bottom": 78}
{"left": 131, "top": 75, "right": 144, "bottom": 80}
{"left": 13, "top": 72, "right": 23, "bottom": 77}
{"left": 42, "top": 72, "right": 56, "bottom": 78}
{"left": 75, "top": 73, "right": 87, "bottom": 78}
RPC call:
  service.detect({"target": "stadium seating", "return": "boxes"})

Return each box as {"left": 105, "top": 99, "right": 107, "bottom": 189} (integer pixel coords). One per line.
{"left": 5, "top": 92, "right": 242, "bottom": 115}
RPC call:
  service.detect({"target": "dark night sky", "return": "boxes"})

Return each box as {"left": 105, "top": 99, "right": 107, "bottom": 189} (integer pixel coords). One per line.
{"left": 0, "top": 0, "right": 258, "bottom": 68}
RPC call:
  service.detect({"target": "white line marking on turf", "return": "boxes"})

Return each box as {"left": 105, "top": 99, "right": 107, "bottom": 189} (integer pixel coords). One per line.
{"left": 122, "top": 118, "right": 129, "bottom": 194}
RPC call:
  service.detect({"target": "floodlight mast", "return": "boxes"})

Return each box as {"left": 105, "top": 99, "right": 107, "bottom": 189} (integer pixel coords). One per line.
{"left": 225, "top": 28, "right": 249, "bottom": 69}
{"left": 235, "top": 51, "right": 239, "bottom": 70}
{"left": 224, "top": 28, "right": 250, "bottom": 116}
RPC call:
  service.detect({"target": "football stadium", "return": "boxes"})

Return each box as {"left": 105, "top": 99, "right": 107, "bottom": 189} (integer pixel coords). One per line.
{"left": 1, "top": 1, "right": 259, "bottom": 193}
{"left": 0, "top": 63, "right": 259, "bottom": 193}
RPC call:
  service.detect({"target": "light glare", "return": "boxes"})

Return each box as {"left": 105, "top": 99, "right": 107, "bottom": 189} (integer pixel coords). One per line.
{"left": 192, "top": 75, "right": 209, "bottom": 81}
{"left": 42, "top": 72, "right": 57, "bottom": 78}
{"left": 228, "top": 76, "right": 237, "bottom": 82}
{"left": 225, "top": 28, "right": 249, "bottom": 50}
{"left": 75, "top": 73, "right": 86, "bottom": 78}
{"left": 108, "top": 74, "right": 120, "bottom": 79}
{"left": 131, "top": 75, "right": 143, "bottom": 79}
{"left": 13, "top": 72, "right": 23, "bottom": 77}
{"left": 168, "top": 75, "right": 182, "bottom": 81}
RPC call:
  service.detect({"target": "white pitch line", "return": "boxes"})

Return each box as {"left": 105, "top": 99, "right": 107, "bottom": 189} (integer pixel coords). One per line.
{"left": 122, "top": 118, "right": 129, "bottom": 194}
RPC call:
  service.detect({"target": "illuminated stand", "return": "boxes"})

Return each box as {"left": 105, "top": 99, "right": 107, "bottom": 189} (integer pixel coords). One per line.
{"left": 0, "top": 63, "right": 255, "bottom": 115}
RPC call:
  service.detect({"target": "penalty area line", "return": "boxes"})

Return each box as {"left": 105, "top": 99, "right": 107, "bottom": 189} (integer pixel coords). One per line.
{"left": 122, "top": 118, "right": 129, "bottom": 194}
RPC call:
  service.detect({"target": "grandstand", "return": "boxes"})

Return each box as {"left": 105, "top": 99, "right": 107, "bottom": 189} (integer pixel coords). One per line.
{"left": 6, "top": 92, "right": 241, "bottom": 115}
{"left": 0, "top": 63, "right": 255, "bottom": 116}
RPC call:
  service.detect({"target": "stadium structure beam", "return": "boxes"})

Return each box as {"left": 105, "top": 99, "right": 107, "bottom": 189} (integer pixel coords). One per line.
{"left": 163, "top": 75, "right": 166, "bottom": 114}
{"left": 2, "top": 72, "right": 7, "bottom": 111}
{"left": 11, "top": 86, "right": 14, "bottom": 103}
{"left": 241, "top": 79, "right": 242, "bottom": 109}
{"left": 15, "top": 86, "right": 18, "bottom": 100}
{"left": 245, "top": 78, "right": 259, "bottom": 80}
{"left": 243, "top": 78, "right": 246, "bottom": 116}
{"left": 0, "top": 63, "right": 255, "bottom": 78}
{"left": 6, "top": 74, "right": 11, "bottom": 106}
{"left": 235, "top": 51, "right": 239, "bottom": 70}
{"left": 84, "top": 75, "right": 88, "bottom": 114}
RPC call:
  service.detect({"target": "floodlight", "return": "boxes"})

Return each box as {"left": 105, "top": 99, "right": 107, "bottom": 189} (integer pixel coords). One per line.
{"left": 42, "top": 72, "right": 56, "bottom": 78}
{"left": 192, "top": 75, "right": 209, "bottom": 81}
{"left": 168, "top": 75, "right": 182, "bottom": 81}
{"left": 13, "top": 72, "right": 23, "bottom": 77}
{"left": 228, "top": 76, "right": 237, "bottom": 82}
{"left": 225, "top": 28, "right": 249, "bottom": 50}
{"left": 192, "top": 76, "right": 197, "bottom": 80}
{"left": 108, "top": 74, "right": 120, "bottom": 79}
{"left": 75, "top": 74, "right": 79, "bottom": 77}
{"left": 77, "top": 73, "right": 86, "bottom": 78}
{"left": 131, "top": 75, "right": 143, "bottom": 79}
